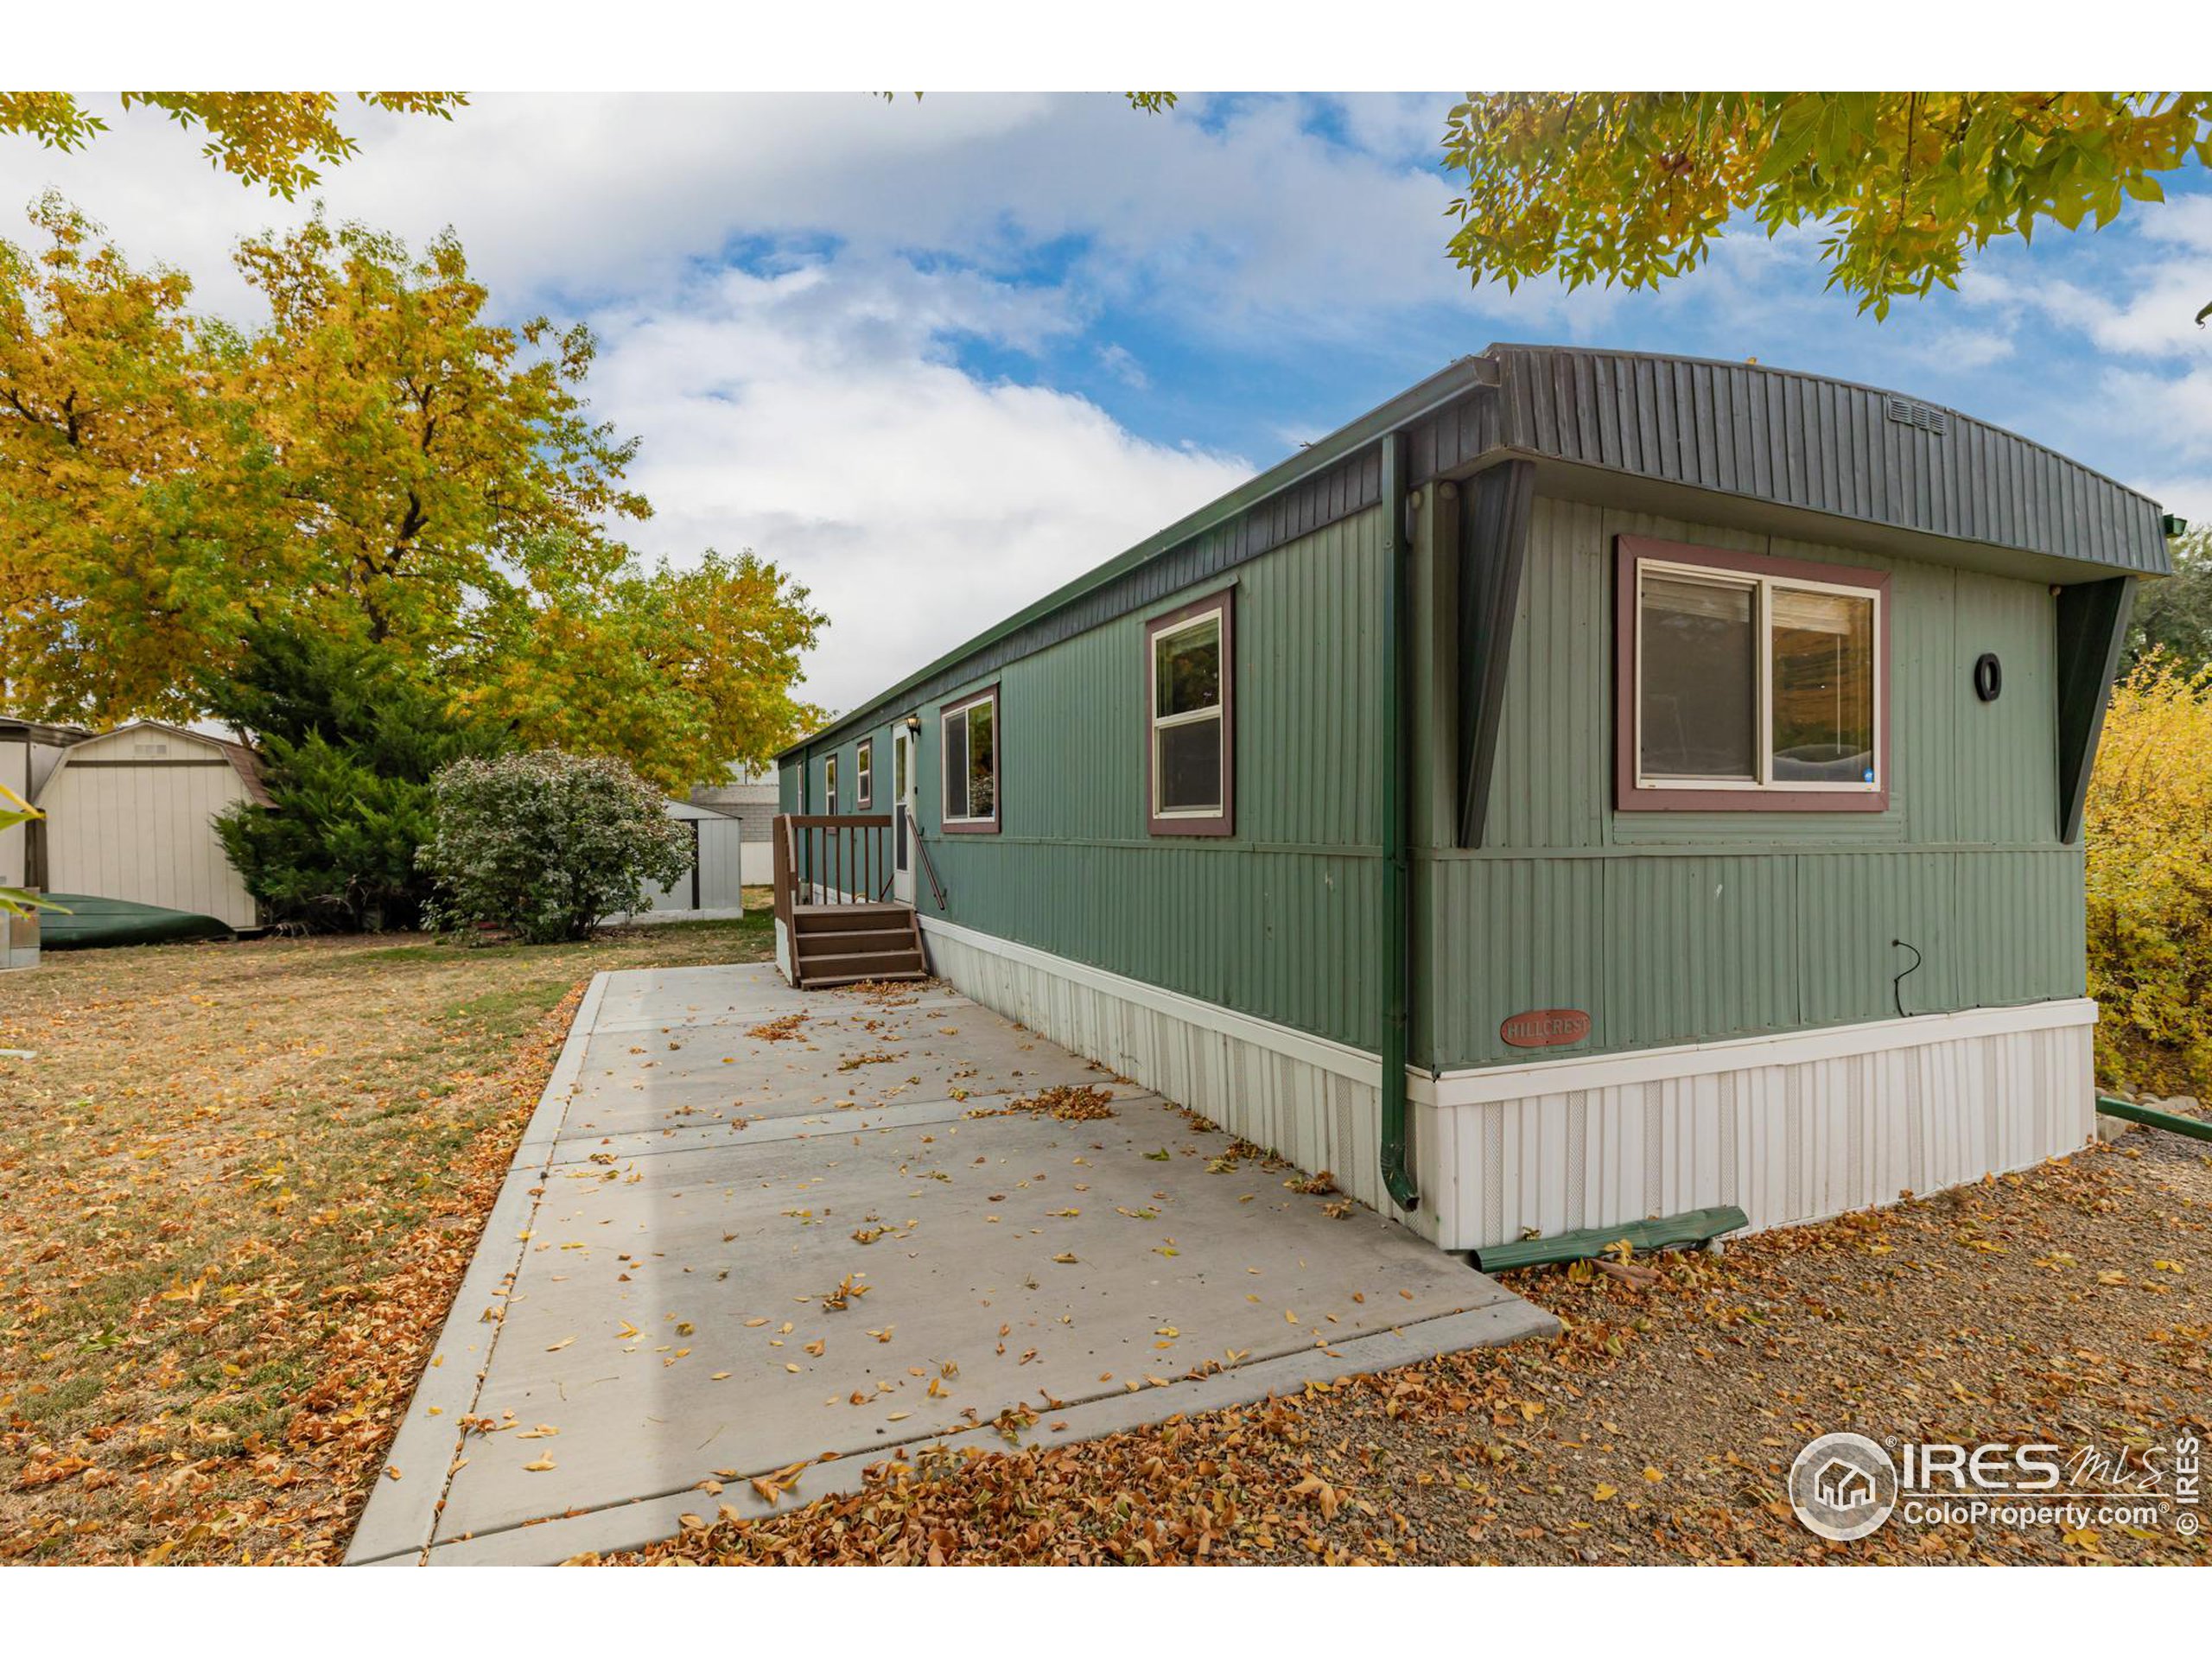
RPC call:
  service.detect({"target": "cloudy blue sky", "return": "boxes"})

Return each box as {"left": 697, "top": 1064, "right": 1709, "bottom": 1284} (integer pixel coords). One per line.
{"left": 7, "top": 91, "right": 2208, "bottom": 714}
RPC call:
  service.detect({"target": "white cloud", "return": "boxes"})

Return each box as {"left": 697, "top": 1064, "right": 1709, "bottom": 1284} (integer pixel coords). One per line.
{"left": 588, "top": 257, "right": 1251, "bottom": 713}
{"left": 7, "top": 91, "right": 2202, "bottom": 721}
{"left": 1095, "top": 341, "right": 1149, "bottom": 389}
{"left": 1, "top": 92, "right": 1628, "bottom": 340}
{"left": 0, "top": 92, "right": 1602, "bottom": 725}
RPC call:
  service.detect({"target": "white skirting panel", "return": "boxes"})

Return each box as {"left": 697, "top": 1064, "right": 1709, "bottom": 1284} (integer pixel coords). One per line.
{"left": 1409, "top": 999, "right": 2098, "bottom": 1249}
{"left": 918, "top": 916, "right": 2098, "bottom": 1254}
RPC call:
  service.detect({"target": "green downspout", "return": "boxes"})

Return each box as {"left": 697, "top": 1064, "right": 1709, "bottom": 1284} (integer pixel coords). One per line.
{"left": 1379, "top": 431, "right": 1419, "bottom": 1213}
{"left": 2095, "top": 1095, "right": 2212, "bottom": 1143}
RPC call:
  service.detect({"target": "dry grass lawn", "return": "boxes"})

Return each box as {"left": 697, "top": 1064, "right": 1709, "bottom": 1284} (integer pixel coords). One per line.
{"left": 0, "top": 917, "right": 772, "bottom": 1564}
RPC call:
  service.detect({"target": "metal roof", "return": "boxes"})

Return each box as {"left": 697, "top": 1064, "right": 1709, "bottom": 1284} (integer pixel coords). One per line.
{"left": 1468, "top": 344, "right": 2171, "bottom": 576}
{"left": 41, "top": 719, "right": 275, "bottom": 808}
{"left": 0, "top": 718, "right": 92, "bottom": 748}
{"left": 783, "top": 344, "right": 2170, "bottom": 759}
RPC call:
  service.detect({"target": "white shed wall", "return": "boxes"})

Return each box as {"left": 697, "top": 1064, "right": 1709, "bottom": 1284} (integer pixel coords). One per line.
{"left": 0, "top": 736, "right": 33, "bottom": 889}
{"left": 696, "top": 817, "right": 747, "bottom": 910}
{"left": 39, "top": 734, "right": 262, "bottom": 929}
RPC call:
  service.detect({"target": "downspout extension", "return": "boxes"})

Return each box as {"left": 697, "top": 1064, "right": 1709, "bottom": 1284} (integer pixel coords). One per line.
{"left": 1379, "top": 430, "right": 1420, "bottom": 1214}
{"left": 2095, "top": 1095, "right": 2212, "bottom": 1143}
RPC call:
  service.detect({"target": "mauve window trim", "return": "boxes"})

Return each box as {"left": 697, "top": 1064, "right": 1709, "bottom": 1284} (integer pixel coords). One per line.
{"left": 1145, "top": 587, "right": 1236, "bottom": 838}
{"left": 940, "top": 684, "right": 1001, "bottom": 834}
{"left": 1614, "top": 534, "right": 1891, "bottom": 815}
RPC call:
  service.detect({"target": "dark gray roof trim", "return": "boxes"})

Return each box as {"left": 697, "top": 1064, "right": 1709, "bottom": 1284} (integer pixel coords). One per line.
{"left": 785, "top": 344, "right": 2167, "bottom": 759}
{"left": 1468, "top": 345, "right": 2171, "bottom": 576}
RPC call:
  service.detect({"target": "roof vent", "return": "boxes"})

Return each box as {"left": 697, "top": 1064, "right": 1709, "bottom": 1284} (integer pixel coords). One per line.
{"left": 1885, "top": 396, "right": 1948, "bottom": 435}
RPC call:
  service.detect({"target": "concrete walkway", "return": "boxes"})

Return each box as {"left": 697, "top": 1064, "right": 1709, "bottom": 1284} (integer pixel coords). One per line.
{"left": 347, "top": 963, "right": 1555, "bottom": 1565}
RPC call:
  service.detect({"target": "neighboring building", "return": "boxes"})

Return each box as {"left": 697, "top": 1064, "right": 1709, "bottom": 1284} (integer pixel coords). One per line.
{"left": 0, "top": 717, "right": 89, "bottom": 890}
{"left": 605, "top": 798, "right": 748, "bottom": 921}
{"left": 689, "top": 763, "right": 779, "bottom": 886}
{"left": 778, "top": 343, "right": 2168, "bottom": 1253}
{"left": 35, "top": 720, "right": 270, "bottom": 931}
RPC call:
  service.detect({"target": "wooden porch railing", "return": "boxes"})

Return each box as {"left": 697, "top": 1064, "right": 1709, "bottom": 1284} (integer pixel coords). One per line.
{"left": 772, "top": 814, "right": 896, "bottom": 931}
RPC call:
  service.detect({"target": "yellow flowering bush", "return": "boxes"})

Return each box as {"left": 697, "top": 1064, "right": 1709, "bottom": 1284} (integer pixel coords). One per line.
{"left": 2083, "top": 656, "right": 2212, "bottom": 1090}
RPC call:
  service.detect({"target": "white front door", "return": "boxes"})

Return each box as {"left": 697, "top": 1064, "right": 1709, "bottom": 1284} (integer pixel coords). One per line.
{"left": 892, "top": 727, "right": 918, "bottom": 906}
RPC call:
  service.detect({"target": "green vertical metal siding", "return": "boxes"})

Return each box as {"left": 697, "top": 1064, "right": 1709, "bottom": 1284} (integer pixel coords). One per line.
{"left": 1481, "top": 497, "right": 1612, "bottom": 850}
{"left": 907, "top": 509, "right": 1388, "bottom": 1049}
{"left": 1417, "top": 856, "right": 1603, "bottom": 1060}
{"left": 1794, "top": 851, "right": 1962, "bottom": 1024}
{"left": 783, "top": 482, "right": 2087, "bottom": 1076}
{"left": 1425, "top": 494, "right": 2085, "bottom": 1071}
{"left": 1948, "top": 569, "right": 2060, "bottom": 845}
{"left": 1598, "top": 855, "right": 1800, "bottom": 1050}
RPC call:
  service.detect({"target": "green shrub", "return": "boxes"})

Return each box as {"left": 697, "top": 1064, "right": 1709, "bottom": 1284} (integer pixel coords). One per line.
{"left": 419, "top": 750, "right": 692, "bottom": 944}
{"left": 2084, "top": 655, "right": 2212, "bottom": 1090}
{"left": 208, "top": 628, "right": 504, "bottom": 931}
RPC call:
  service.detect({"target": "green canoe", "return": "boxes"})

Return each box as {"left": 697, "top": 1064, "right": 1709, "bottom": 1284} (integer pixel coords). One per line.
{"left": 36, "top": 894, "right": 238, "bottom": 950}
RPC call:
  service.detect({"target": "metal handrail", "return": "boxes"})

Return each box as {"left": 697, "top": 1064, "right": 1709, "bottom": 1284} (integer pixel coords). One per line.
{"left": 909, "top": 817, "right": 948, "bottom": 911}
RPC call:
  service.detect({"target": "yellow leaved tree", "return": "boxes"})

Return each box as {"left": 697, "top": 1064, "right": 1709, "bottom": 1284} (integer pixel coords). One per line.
{"left": 1, "top": 199, "right": 823, "bottom": 790}
{"left": 2082, "top": 657, "right": 2212, "bottom": 1089}
{"left": 1441, "top": 92, "right": 2212, "bottom": 316}
{"left": 0, "top": 92, "right": 465, "bottom": 197}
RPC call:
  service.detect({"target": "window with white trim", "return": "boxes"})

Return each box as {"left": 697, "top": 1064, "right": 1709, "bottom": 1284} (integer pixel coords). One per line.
{"left": 1621, "top": 538, "right": 1885, "bottom": 810}
{"left": 1147, "top": 590, "right": 1234, "bottom": 836}
{"left": 855, "top": 738, "right": 874, "bottom": 809}
{"left": 823, "top": 753, "right": 839, "bottom": 815}
{"left": 940, "top": 689, "right": 998, "bottom": 830}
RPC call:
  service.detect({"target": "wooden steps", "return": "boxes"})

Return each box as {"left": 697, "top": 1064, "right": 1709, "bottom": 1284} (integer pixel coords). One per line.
{"left": 790, "top": 901, "right": 928, "bottom": 988}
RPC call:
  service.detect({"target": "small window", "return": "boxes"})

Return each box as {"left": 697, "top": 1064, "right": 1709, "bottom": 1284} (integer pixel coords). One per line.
{"left": 824, "top": 753, "right": 839, "bottom": 816}
{"left": 1147, "top": 590, "right": 1234, "bottom": 836}
{"left": 1617, "top": 537, "right": 1887, "bottom": 812}
{"left": 855, "top": 738, "right": 874, "bottom": 809}
{"left": 941, "top": 688, "right": 999, "bottom": 832}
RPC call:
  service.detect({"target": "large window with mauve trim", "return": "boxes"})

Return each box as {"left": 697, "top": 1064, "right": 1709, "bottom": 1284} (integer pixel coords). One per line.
{"left": 1146, "top": 588, "right": 1234, "bottom": 836}
{"left": 1616, "top": 536, "right": 1888, "bottom": 812}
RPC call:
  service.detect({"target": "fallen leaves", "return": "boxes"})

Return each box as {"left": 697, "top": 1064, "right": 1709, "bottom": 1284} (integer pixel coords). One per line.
{"left": 965, "top": 1084, "right": 1117, "bottom": 1124}
{"left": 586, "top": 1130, "right": 2209, "bottom": 1570}
{"left": 0, "top": 918, "right": 776, "bottom": 1564}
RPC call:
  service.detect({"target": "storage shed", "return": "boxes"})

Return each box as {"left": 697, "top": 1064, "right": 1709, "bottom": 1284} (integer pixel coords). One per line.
{"left": 688, "top": 764, "right": 781, "bottom": 887}
{"left": 35, "top": 720, "right": 270, "bottom": 931}
{"left": 1, "top": 716, "right": 88, "bottom": 891}
{"left": 602, "top": 798, "right": 749, "bottom": 922}
{"left": 777, "top": 344, "right": 2169, "bottom": 1253}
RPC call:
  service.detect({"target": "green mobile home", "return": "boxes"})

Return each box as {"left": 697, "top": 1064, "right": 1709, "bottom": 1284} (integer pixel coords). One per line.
{"left": 774, "top": 344, "right": 2171, "bottom": 1253}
